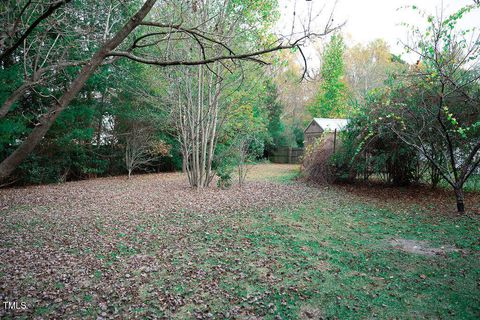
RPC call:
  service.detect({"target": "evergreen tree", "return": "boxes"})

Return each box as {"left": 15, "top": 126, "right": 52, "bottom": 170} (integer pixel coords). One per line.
{"left": 308, "top": 35, "right": 348, "bottom": 118}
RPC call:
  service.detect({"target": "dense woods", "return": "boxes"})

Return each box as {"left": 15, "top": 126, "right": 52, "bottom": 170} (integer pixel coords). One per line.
{"left": 0, "top": 0, "right": 336, "bottom": 185}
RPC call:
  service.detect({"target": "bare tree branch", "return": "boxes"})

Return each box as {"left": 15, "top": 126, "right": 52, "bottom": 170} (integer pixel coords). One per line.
{"left": 0, "top": 0, "right": 72, "bottom": 63}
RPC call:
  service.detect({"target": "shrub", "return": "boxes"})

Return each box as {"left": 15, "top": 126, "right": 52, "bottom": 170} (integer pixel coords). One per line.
{"left": 302, "top": 134, "right": 337, "bottom": 184}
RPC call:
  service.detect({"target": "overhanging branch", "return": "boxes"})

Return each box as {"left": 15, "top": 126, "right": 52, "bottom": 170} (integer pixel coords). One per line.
{"left": 108, "top": 33, "right": 316, "bottom": 67}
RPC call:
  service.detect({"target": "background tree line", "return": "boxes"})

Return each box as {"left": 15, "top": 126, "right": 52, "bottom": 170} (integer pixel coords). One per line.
{"left": 0, "top": 0, "right": 338, "bottom": 185}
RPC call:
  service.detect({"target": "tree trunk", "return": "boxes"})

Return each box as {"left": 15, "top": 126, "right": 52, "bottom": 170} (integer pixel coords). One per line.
{"left": 0, "top": 0, "right": 157, "bottom": 181}
{"left": 431, "top": 163, "right": 440, "bottom": 188}
{"left": 0, "top": 83, "right": 31, "bottom": 119}
{"left": 454, "top": 187, "right": 465, "bottom": 213}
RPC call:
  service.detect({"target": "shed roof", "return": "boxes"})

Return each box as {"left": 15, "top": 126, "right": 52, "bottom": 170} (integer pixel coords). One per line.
{"left": 308, "top": 118, "right": 349, "bottom": 132}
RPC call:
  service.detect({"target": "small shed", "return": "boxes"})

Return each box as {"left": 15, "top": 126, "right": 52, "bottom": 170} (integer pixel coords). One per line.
{"left": 304, "top": 118, "right": 349, "bottom": 146}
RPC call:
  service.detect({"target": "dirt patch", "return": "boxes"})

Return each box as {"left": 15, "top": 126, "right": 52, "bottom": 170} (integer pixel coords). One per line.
{"left": 389, "top": 238, "right": 463, "bottom": 256}
{"left": 300, "top": 304, "right": 325, "bottom": 319}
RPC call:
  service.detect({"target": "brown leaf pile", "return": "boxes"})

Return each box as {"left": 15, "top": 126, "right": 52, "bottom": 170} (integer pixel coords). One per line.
{"left": 0, "top": 168, "right": 321, "bottom": 319}
{"left": 0, "top": 171, "right": 316, "bottom": 214}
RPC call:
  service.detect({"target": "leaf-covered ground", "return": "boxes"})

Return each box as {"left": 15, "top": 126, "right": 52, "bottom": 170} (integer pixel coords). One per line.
{"left": 1, "top": 164, "right": 479, "bottom": 319}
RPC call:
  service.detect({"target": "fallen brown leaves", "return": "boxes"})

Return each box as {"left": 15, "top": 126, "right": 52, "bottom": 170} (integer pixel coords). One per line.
{"left": 336, "top": 182, "right": 480, "bottom": 215}
{"left": 1, "top": 165, "right": 477, "bottom": 318}
{"left": 1, "top": 169, "right": 310, "bottom": 215}
{"left": 0, "top": 168, "right": 320, "bottom": 319}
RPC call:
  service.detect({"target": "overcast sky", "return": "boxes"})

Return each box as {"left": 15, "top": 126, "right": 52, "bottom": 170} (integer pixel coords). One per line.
{"left": 277, "top": 0, "right": 479, "bottom": 68}
{"left": 333, "top": 0, "right": 477, "bottom": 52}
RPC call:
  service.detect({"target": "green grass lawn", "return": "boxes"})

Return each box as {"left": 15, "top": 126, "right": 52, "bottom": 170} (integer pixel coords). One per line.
{"left": 207, "top": 203, "right": 479, "bottom": 319}
{"left": 1, "top": 166, "right": 479, "bottom": 319}
{"left": 149, "top": 197, "right": 479, "bottom": 319}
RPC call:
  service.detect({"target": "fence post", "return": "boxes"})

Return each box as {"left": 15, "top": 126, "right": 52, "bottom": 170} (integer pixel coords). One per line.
{"left": 288, "top": 147, "right": 292, "bottom": 164}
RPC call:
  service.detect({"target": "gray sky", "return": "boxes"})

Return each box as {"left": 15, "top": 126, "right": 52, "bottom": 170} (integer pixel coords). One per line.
{"left": 277, "top": 0, "right": 479, "bottom": 68}
{"left": 334, "top": 0, "right": 477, "bottom": 53}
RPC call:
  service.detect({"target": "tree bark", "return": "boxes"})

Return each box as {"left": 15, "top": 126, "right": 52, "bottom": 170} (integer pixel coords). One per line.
{"left": 0, "top": 0, "right": 157, "bottom": 181}
{"left": 454, "top": 187, "right": 465, "bottom": 213}
{"left": 0, "top": 83, "right": 31, "bottom": 119}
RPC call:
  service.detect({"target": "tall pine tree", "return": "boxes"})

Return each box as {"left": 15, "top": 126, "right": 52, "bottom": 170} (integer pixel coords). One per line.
{"left": 308, "top": 34, "right": 348, "bottom": 118}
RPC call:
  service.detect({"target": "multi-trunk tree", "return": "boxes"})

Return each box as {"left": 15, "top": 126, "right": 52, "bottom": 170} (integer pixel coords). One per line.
{"left": 172, "top": 64, "right": 224, "bottom": 188}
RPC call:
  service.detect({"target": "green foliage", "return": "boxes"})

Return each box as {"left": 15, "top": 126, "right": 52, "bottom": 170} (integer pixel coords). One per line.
{"left": 332, "top": 87, "right": 420, "bottom": 186}
{"left": 230, "top": 0, "right": 279, "bottom": 33}
{"left": 308, "top": 35, "right": 348, "bottom": 118}
{"left": 0, "top": 117, "right": 27, "bottom": 154}
{"left": 216, "top": 102, "right": 267, "bottom": 182}
{"left": 331, "top": 3, "right": 480, "bottom": 195}
{"left": 0, "top": 0, "right": 290, "bottom": 185}
{"left": 391, "top": 4, "right": 480, "bottom": 196}
{"left": 216, "top": 162, "right": 234, "bottom": 189}
{"left": 0, "top": 58, "right": 181, "bottom": 184}
{"left": 263, "top": 80, "right": 287, "bottom": 151}
{"left": 212, "top": 68, "right": 291, "bottom": 184}
{"left": 216, "top": 68, "right": 288, "bottom": 175}
{"left": 0, "top": 63, "right": 23, "bottom": 111}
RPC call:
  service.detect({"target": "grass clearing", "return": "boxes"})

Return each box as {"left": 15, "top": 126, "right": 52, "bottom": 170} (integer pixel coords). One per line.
{"left": 0, "top": 164, "right": 479, "bottom": 319}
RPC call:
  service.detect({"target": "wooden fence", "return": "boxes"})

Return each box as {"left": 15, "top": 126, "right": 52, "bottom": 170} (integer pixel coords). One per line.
{"left": 269, "top": 147, "right": 304, "bottom": 164}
